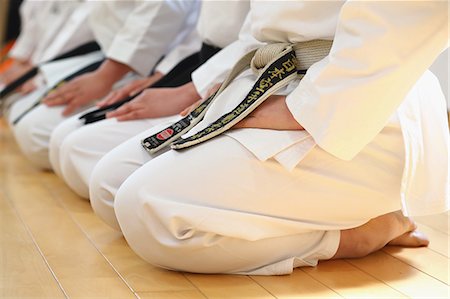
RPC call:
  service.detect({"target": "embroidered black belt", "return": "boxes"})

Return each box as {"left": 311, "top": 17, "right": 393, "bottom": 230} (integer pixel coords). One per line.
{"left": 141, "top": 40, "right": 333, "bottom": 154}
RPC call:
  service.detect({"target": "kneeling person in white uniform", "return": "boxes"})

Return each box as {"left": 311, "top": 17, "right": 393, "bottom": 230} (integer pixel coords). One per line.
{"left": 9, "top": 0, "right": 199, "bottom": 169}
{"left": 97, "top": 1, "right": 449, "bottom": 275}
{"left": 48, "top": 1, "right": 254, "bottom": 206}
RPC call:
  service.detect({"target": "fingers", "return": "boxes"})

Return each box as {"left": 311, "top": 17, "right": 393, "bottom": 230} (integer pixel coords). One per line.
{"left": 179, "top": 99, "right": 202, "bottom": 116}
{"left": 43, "top": 81, "right": 78, "bottom": 104}
{"left": 205, "top": 83, "right": 222, "bottom": 98}
{"left": 106, "top": 102, "right": 133, "bottom": 119}
{"left": 129, "top": 82, "right": 148, "bottom": 97}
{"left": 62, "top": 95, "right": 86, "bottom": 116}
{"left": 97, "top": 90, "right": 124, "bottom": 107}
{"left": 106, "top": 100, "right": 148, "bottom": 121}
{"left": 19, "top": 80, "right": 37, "bottom": 95}
{"left": 122, "top": 81, "right": 143, "bottom": 96}
{"left": 115, "top": 110, "right": 143, "bottom": 121}
{"left": 179, "top": 104, "right": 195, "bottom": 116}
{"left": 122, "top": 78, "right": 149, "bottom": 95}
{"left": 179, "top": 107, "right": 190, "bottom": 117}
{"left": 45, "top": 83, "right": 73, "bottom": 100}
{"left": 129, "top": 87, "right": 142, "bottom": 97}
{"left": 43, "top": 89, "right": 78, "bottom": 106}
{"left": 233, "top": 116, "right": 255, "bottom": 129}
{"left": 97, "top": 80, "right": 148, "bottom": 108}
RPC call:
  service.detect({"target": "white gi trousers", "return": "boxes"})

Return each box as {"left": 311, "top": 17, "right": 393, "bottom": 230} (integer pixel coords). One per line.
{"left": 49, "top": 115, "right": 178, "bottom": 198}
{"left": 88, "top": 73, "right": 406, "bottom": 275}
{"left": 48, "top": 1, "right": 447, "bottom": 275}
{"left": 89, "top": 116, "right": 404, "bottom": 275}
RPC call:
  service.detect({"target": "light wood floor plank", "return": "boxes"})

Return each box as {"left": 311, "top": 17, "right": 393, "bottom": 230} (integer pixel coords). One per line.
{"left": 0, "top": 194, "right": 66, "bottom": 299}
{"left": 302, "top": 260, "right": 407, "bottom": 298}
{"left": 185, "top": 274, "right": 275, "bottom": 298}
{"left": 347, "top": 250, "right": 449, "bottom": 298}
{"left": 137, "top": 290, "right": 207, "bottom": 299}
{"left": 2, "top": 118, "right": 450, "bottom": 298}
{"left": 251, "top": 269, "right": 341, "bottom": 298}
{"left": 383, "top": 246, "right": 449, "bottom": 285}
{"left": 415, "top": 223, "right": 449, "bottom": 258}
{"left": 4, "top": 172, "right": 137, "bottom": 298}
{"left": 39, "top": 174, "right": 201, "bottom": 294}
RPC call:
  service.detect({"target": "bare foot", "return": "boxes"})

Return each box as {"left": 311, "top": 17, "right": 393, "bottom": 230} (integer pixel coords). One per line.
{"left": 388, "top": 230, "right": 429, "bottom": 247}
{"left": 333, "top": 210, "right": 429, "bottom": 259}
{"left": 387, "top": 211, "right": 429, "bottom": 247}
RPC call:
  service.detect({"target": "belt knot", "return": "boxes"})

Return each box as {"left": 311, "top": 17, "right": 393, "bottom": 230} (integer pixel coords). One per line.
{"left": 250, "top": 43, "right": 291, "bottom": 75}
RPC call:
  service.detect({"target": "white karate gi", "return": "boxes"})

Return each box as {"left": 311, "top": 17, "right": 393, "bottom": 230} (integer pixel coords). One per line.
{"left": 9, "top": 0, "right": 200, "bottom": 169}
{"left": 9, "top": 0, "right": 94, "bottom": 65}
{"left": 48, "top": 0, "right": 251, "bottom": 203}
{"left": 108, "top": 1, "right": 448, "bottom": 275}
{"left": 2, "top": 1, "right": 95, "bottom": 115}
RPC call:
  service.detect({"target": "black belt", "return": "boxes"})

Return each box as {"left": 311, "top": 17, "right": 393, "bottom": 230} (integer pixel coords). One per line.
{"left": 12, "top": 59, "right": 104, "bottom": 125}
{"left": 0, "top": 41, "right": 100, "bottom": 100}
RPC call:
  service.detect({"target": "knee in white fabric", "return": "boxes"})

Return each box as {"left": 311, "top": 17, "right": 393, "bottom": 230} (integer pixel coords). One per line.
{"left": 113, "top": 177, "right": 336, "bottom": 275}
{"left": 59, "top": 133, "right": 90, "bottom": 199}
{"left": 89, "top": 125, "right": 171, "bottom": 231}
{"left": 112, "top": 160, "right": 270, "bottom": 275}
{"left": 111, "top": 141, "right": 343, "bottom": 275}
{"left": 12, "top": 116, "right": 53, "bottom": 169}
{"left": 113, "top": 182, "right": 217, "bottom": 273}
{"left": 49, "top": 120, "right": 75, "bottom": 177}
{"left": 89, "top": 154, "right": 123, "bottom": 231}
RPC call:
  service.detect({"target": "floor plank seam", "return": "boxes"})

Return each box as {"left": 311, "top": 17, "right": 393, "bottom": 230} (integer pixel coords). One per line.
{"left": 38, "top": 176, "right": 140, "bottom": 298}
{"left": 183, "top": 274, "right": 215, "bottom": 299}
{"left": 382, "top": 248, "right": 450, "bottom": 286}
{"left": 345, "top": 258, "right": 414, "bottom": 298}
{"left": 415, "top": 223, "right": 449, "bottom": 258}
{"left": 2, "top": 188, "right": 70, "bottom": 299}
{"left": 247, "top": 276, "right": 277, "bottom": 298}
{"left": 2, "top": 118, "right": 449, "bottom": 298}
{"left": 298, "top": 268, "right": 345, "bottom": 298}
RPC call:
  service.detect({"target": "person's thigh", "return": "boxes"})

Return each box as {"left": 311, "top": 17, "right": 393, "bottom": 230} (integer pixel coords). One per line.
{"left": 113, "top": 125, "right": 404, "bottom": 273}
{"left": 49, "top": 112, "right": 87, "bottom": 177}
{"left": 118, "top": 125, "right": 404, "bottom": 229}
{"left": 89, "top": 118, "right": 179, "bottom": 229}
{"left": 11, "top": 101, "right": 67, "bottom": 169}
{"left": 59, "top": 116, "right": 177, "bottom": 198}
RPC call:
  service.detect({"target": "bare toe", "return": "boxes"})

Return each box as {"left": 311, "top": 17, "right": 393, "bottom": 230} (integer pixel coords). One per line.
{"left": 388, "top": 230, "right": 429, "bottom": 247}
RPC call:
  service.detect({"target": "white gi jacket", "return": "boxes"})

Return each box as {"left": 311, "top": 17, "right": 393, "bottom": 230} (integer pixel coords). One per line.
{"left": 154, "top": 29, "right": 202, "bottom": 75}
{"left": 9, "top": 0, "right": 94, "bottom": 64}
{"left": 89, "top": 0, "right": 200, "bottom": 77}
{"left": 196, "top": 0, "right": 250, "bottom": 49}
{"left": 191, "top": 0, "right": 261, "bottom": 97}
{"left": 155, "top": 0, "right": 250, "bottom": 75}
{"left": 190, "top": 0, "right": 450, "bottom": 216}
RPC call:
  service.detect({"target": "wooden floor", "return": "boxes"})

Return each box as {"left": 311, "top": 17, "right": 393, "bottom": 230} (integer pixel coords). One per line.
{"left": 1, "top": 118, "right": 449, "bottom": 299}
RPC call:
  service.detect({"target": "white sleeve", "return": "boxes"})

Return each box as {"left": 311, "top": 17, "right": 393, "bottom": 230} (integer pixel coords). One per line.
{"left": 106, "top": 0, "right": 199, "bottom": 76}
{"left": 155, "top": 29, "right": 202, "bottom": 75}
{"left": 191, "top": 13, "right": 263, "bottom": 97}
{"left": 8, "top": 0, "right": 40, "bottom": 61}
{"left": 286, "top": 1, "right": 449, "bottom": 160}
{"left": 38, "top": 3, "right": 95, "bottom": 63}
